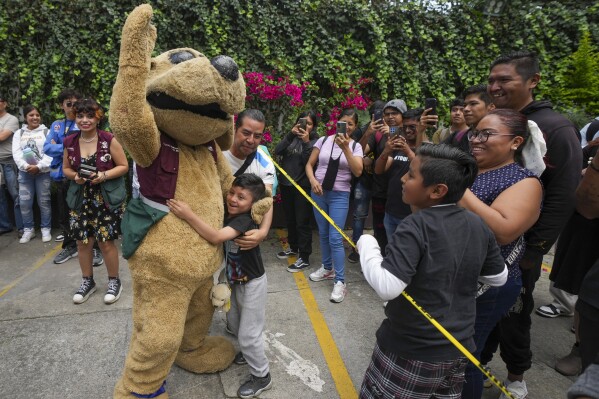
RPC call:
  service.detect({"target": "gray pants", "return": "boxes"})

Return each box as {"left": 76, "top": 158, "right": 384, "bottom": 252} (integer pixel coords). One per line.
{"left": 549, "top": 281, "right": 577, "bottom": 315}
{"left": 228, "top": 274, "right": 269, "bottom": 377}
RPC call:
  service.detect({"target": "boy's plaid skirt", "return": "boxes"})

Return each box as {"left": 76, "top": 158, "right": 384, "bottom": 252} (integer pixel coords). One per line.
{"left": 360, "top": 342, "right": 468, "bottom": 399}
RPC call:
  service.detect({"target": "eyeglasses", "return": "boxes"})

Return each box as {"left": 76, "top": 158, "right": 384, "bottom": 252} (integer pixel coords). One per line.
{"left": 65, "top": 101, "right": 75, "bottom": 107}
{"left": 384, "top": 111, "right": 400, "bottom": 118}
{"left": 401, "top": 125, "right": 418, "bottom": 132}
{"left": 467, "top": 129, "right": 515, "bottom": 143}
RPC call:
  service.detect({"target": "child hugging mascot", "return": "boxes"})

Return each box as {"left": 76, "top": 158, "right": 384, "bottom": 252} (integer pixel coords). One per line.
{"left": 110, "top": 4, "right": 268, "bottom": 398}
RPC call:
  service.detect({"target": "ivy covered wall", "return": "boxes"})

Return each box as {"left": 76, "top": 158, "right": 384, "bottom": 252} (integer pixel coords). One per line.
{"left": 1, "top": 0, "right": 597, "bottom": 128}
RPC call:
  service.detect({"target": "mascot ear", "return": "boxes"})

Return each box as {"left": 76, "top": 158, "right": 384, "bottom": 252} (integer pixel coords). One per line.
{"left": 251, "top": 188, "right": 273, "bottom": 225}
{"left": 215, "top": 124, "right": 234, "bottom": 151}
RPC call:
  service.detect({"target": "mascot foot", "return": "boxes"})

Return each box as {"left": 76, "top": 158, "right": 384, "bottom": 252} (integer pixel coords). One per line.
{"left": 175, "top": 336, "right": 235, "bottom": 373}
{"left": 114, "top": 377, "right": 169, "bottom": 399}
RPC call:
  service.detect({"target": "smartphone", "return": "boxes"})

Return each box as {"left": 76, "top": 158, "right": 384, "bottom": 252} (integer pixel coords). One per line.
{"left": 298, "top": 117, "right": 307, "bottom": 131}
{"left": 336, "top": 121, "right": 347, "bottom": 136}
{"left": 424, "top": 97, "right": 438, "bottom": 116}
{"left": 389, "top": 126, "right": 397, "bottom": 137}
{"left": 373, "top": 110, "right": 383, "bottom": 123}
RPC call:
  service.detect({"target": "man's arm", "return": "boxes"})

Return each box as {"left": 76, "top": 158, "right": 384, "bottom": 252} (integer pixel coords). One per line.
{"left": 0, "top": 115, "right": 19, "bottom": 142}
{"left": 521, "top": 123, "right": 582, "bottom": 268}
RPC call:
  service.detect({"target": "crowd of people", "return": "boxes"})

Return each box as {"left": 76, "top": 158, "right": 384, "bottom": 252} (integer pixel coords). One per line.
{"left": 1, "top": 49, "right": 599, "bottom": 399}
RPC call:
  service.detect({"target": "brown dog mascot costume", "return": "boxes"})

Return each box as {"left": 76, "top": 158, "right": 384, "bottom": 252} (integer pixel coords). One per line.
{"left": 109, "top": 4, "right": 263, "bottom": 398}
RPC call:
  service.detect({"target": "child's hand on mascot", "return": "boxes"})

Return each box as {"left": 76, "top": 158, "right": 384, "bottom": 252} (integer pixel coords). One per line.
{"left": 251, "top": 188, "right": 273, "bottom": 225}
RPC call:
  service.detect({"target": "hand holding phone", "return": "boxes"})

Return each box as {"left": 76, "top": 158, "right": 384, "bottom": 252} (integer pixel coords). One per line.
{"left": 424, "top": 98, "right": 437, "bottom": 116}
{"left": 373, "top": 110, "right": 383, "bottom": 123}
{"left": 298, "top": 117, "right": 308, "bottom": 132}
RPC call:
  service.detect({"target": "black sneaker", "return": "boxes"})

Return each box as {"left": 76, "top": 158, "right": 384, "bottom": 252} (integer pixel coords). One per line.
{"left": 237, "top": 373, "right": 272, "bottom": 399}
{"left": 287, "top": 258, "right": 310, "bottom": 273}
{"left": 54, "top": 246, "right": 78, "bottom": 264}
{"left": 347, "top": 250, "right": 359, "bottom": 263}
{"left": 92, "top": 248, "right": 104, "bottom": 267}
{"left": 276, "top": 248, "right": 297, "bottom": 259}
{"left": 73, "top": 277, "right": 96, "bottom": 304}
{"left": 54, "top": 234, "right": 65, "bottom": 242}
{"left": 234, "top": 352, "right": 247, "bottom": 365}
{"left": 104, "top": 277, "right": 122, "bottom": 304}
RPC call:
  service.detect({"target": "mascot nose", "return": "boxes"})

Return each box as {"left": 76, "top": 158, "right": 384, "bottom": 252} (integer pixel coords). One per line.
{"left": 210, "top": 55, "right": 239, "bottom": 81}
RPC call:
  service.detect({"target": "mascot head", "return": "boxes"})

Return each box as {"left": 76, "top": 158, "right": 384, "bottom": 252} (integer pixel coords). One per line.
{"left": 146, "top": 48, "right": 245, "bottom": 149}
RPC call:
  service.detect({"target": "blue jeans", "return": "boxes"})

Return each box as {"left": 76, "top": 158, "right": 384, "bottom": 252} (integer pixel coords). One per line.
{"left": 0, "top": 163, "right": 23, "bottom": 231}
{"left": 18, "top": 171, "right": 52, "bottom": 229}
{"left": 351, "top": 180, "right": 372, "bottom": 244}
{"left": 312, "top": 190, "right": 350, "bottom": 283}
{"left": 461, "top": 275, "right": 522, "bottom": 399}
{"left": 383, "top": 212, "right": 404, "bottom": 241}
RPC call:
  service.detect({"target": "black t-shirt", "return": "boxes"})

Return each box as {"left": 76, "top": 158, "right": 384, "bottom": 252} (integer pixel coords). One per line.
{"left": 225, "top": 213, "right": 264, "bottom": 284}
{"left": 385, "top": 150, "right": 412, "bottom": 219}
{"left": 368, "top": 133, "right": 390, "bottom": 198}
{"left": 442, "top": 128, "right": 471, "bottom": 154}
{"left": 377, "top": 205, "right": 504, "bottom": 361}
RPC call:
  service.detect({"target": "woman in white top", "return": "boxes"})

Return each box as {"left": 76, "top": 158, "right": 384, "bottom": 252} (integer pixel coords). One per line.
{"left": 12, "top": 105, "right": 53, "bottom": 243}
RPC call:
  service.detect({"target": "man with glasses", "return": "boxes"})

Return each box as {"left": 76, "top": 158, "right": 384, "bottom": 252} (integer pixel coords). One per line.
{"left": 0, "top": 94, "right": 22, "bottom": 236}
{"left": 44, "top": 89, "right": 103, "bottom": 266}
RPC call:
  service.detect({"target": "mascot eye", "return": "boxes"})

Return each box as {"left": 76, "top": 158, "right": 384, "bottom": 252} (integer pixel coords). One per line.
{"left": 169, "top": 51, "right": 195, "bottom": 64}
{"left": 210, "top": 55, "right": 239, "bottom": 81}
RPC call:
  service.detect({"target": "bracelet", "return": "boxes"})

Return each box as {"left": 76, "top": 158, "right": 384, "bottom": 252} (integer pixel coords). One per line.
{"left": 104, "top": 171, "right": 108, "bottom": 180}
{"left": 589, "top": 161, "right": 599, "bottom": 173}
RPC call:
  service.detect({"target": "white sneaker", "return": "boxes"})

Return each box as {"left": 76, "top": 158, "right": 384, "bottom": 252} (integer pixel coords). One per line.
{"left": 19, "top": 228, "right": 36, "bottom": 244}
{"left": 309, "top": 265, "right": 335, "bottom": 282}
{"left": 41, "top": 228, "right": 52, "bottom": 242}
{"left": 499, "top": 379, "right": 528, "bottom": 399}
{"left": 330, "top": 281, "right": 347, "bottom": 303}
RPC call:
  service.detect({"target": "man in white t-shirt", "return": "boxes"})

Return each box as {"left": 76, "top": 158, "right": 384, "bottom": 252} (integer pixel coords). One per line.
{"left": 223, "top": 109, "right": 275, "bottom": 249}
{"left": 0, "top": 95, "right": 22, "bottom": 235}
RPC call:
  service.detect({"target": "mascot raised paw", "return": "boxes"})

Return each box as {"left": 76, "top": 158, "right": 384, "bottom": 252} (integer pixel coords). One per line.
{"left": 110, "top": 4, "right": 246, "bottom": 398}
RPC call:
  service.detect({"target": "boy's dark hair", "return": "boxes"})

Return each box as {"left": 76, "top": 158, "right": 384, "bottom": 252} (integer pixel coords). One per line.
{"left": 232, "top": 173, "right": 266, "bottom": 203}
{"left": 339, "top": 108, "right": 358, "bottom": 125}
{"left": 490, "top": 51, "right": 540, "bottom": 81}
{"left": 449, "top": 98, "right": 464, "bottom": 109}
{"left": 463, "top": 84, "right": 493, "bottom": 106}
{"left": 416, "top": 143, "right": 478, "bottom": 203}
{"left": 403, "top": 108, "right": 422, "bottom": 121}
{"left": 58, "top": 88, "right": 82, "bottom": 103}
{"left": 235, "top": 109, "right": 265, "bottom": 130}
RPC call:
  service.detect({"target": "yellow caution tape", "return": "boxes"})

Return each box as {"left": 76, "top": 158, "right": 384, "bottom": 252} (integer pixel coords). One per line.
{"left": 259, "top": 146, "right": 516, "bottom": 399}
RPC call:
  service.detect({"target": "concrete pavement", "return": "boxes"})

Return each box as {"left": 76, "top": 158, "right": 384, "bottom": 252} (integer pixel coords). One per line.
{"left": 0, "top": 228, "right": 577, "bottom": 398}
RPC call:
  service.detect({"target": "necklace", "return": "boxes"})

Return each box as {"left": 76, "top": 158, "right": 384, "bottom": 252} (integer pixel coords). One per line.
{"left": 80, "top": 133, "right": 97, "bottom": 143}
